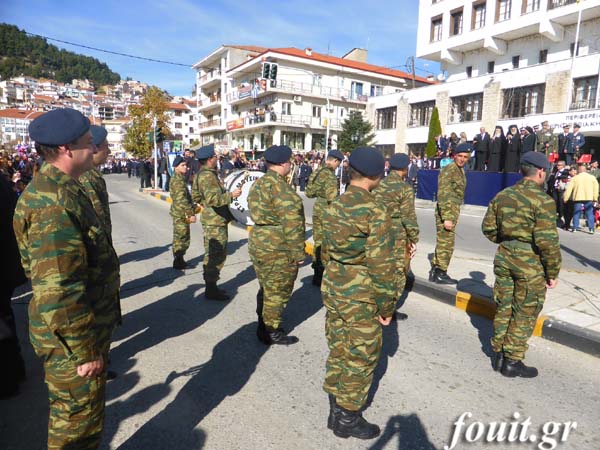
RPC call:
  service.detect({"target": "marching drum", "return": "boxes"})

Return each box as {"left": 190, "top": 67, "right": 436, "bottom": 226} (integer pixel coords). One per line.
{"left": 223, "top": 170, "right": 265, "bottom": 226}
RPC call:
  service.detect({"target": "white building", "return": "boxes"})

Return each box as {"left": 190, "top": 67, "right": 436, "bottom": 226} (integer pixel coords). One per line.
{"left": 193, "top": 45, "right": 431, "bottom": 154}
{"left": 369, "top": 0, "right": 600, "bottom": 156}
{"left": 102, "top": 117, "right": 131, "bottom": 157}
{"left": 0, "top": 109, "right": 44, "bottom": 144}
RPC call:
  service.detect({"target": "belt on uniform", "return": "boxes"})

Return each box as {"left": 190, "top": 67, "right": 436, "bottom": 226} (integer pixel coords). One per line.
{"left": 500, "top": 240, "right": 534, "bottom": 250}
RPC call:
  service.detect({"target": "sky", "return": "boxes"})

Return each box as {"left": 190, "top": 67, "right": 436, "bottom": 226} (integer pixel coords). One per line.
{"left": 1, "top": 0, "right": 439, "bottom": 96}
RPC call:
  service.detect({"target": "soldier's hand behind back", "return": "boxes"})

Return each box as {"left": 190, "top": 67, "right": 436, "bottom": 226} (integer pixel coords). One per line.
{"left": 443, "top": 220, "right": 454, "bottom": 231}
{"left": 77, "top": 355, "right": 104, "bottom": 378}
{"left": 378, "top": 316, "right": 392, "bottom": 326}
{"left": 546, "top": 279, "right": 558, "bottom": 289}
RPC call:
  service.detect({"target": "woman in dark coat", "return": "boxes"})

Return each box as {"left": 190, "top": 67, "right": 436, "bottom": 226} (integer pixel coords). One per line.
{"left": 522, "top": 126, "right": 536, "bottom": 154}
{"left": 488, "top": 126, "right": 505, "bottom": 172}
{"left": 504, "top": 124, "right": 522, "bottom": 172}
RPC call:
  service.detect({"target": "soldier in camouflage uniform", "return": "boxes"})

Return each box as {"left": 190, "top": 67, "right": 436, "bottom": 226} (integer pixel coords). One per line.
{"left": 170, "top": 156, "right": 197, "bottom": 270}
{"left": 482, "top": 151, "right": 561, "bottom": 378}
{"left": 248, "top": 145, "right": 306, "bottom": 345}
{"left": 430, "top": 143, "right": 470, "bottom": 284}
{"left": 305, "top": 149, "right": 343, "bottom": 286}
{"left": 321, "top": 147, "right": 396, "bottom": 440}
{"left": 80, "top": 126, "right": 112, "bottom": 239}
{"left": 373, "top": 153, "right": 419, "bottom": 320}
{"left": 14, "top": 109, "right": 121, "bottom": 449}
{"left": 192, "top": 145, "right": 241, "bottom": 300}
{"left": 536, "top": 121, "right": 558, "bottom": 157}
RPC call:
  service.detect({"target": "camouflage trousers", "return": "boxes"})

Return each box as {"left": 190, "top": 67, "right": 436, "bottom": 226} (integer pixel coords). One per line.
{"left": 491, "top": 244, "right": 546, "bottom": 361}
{"left": 311, "top": 213, "right": 324, "bottom": 273}
{"left": 432, "top": 207, "right": 457, "bottom": 271}
{"left": 44, "top": 342, "right": 110, "bottom": 450}
{"left": 251, "top": 250, "right": 298, "bottom": 329}
{"left": 172, "top": 216, "right": 190, "bottom": 255}
{"left": 392, "top": 233, "right": 409, "bottom": 296}
{"left": 202, "top": 224, "right": 228, "bottom": 282}
{"left": 323, "top": 293, "right": 382, "bottom": 411}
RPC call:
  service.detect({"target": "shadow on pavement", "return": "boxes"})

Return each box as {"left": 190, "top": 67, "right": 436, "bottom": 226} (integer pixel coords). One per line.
{"left": 369, "top": 413, "right": 438, "bottom": 450}
{"left": 119, "top": 244, "right": 171, "bottom": 265}
{"left": 283, "top": 274, "right": 323, "bottom": 332}
{"left": 114, "top": 323, "right": 269, "bottom": 450}
{"left": 119, "top": 266, "right": 185, "bottom": 300}
{"left": 187, "top": 236, "right": 248, "bottom": 268}
{"left": 456, "top": 271, "right": 493, "bottom": 299}
{"left": 560, "top": 243, "right": 600, "bottom": 271}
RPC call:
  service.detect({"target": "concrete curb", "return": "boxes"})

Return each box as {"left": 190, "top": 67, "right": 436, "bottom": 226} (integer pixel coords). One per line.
{"left": 142, "top": 189, "right": 600, "bottom": 357}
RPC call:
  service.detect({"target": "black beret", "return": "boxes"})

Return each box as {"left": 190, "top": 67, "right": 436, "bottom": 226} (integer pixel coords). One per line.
{"left": 173, "top": 155, "right": 185, "bottom": 167}
{"left": 349, "top": 147, "right": 385, "bottom": 177}
{"left": 264, "top": 145, "right": 292, "bottom": 163}
{"left": 389, "top": 153, "right": 410, "bottom": 170}
{"left": 29, "top": 108, "right": 90, "bottom": 146}
{"left": 455, "top": 143, "right": 473, "bottom": 154}
{"left": 521, "top": 151, "right": 550, "bottom": 170}
{"left": 327, "top": 150, "right": 344, "bottom": 161}
{"left": 197, "top": 144, "right": 215, "bottom": 160}
{"left": 90, "top": 125, "right": 108, "bottom": 146}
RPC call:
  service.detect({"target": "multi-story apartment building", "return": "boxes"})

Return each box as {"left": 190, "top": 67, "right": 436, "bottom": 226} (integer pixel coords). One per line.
{"left": 166, "top": 98, "right": 200, "bottom": 146}
{"left": 0, "top": 109, "right": 44, "bottom": 144}
{"left": 102, "top": 117, "right": 132, "bottom": 157}
{"left": 193, "top": 45, "right": 430, "bottom": 153}
{"left": 370, "top": 0, "right": 600, "bottom": 155}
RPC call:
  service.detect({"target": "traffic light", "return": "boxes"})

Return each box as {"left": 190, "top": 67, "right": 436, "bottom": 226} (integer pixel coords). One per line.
{"left": 262, "top": 62, "right": 271, "bottom": 79}
{"left": 327, "top": 137, "right": 332, "bottom": 151}
{"left": 146, "top": 132, "right": 153, "bottom": 143}
{"left": 155, "top": 128, "right": 165, "bottom": 143}
{"left": 269, "top": 63, "right": 278, "bottom": 80}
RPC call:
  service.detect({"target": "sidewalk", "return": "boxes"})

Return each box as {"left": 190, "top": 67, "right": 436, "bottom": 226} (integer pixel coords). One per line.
{"left": 143, "top": 189, "right": 600, "bottom": 357}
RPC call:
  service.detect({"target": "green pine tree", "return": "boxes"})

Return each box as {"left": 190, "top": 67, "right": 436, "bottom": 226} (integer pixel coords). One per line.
{"left": 337, "top": 110, "right": 376, "bottom": 153}
{"left": 425, "top": 106, "right": 442, "bottom": 158}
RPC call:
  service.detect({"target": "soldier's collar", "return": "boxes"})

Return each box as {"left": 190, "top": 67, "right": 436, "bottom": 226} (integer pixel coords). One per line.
{"left": 40, "top": 161, "right": 78, "bottom": 186}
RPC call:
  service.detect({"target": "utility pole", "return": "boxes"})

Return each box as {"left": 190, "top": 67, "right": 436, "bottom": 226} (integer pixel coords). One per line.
{"left": 406, "top": 56, "right": 416, "bottom": 89}
{"left": 153, "top": 116, "right": 159, "bottom": 190}
{"left": 566, "top": 1, "right": 583, "bottom": 111}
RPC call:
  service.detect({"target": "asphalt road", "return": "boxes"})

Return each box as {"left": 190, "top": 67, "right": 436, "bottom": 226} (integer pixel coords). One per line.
{"left": 1, "top": 174, "right": 599, "bottom": 450}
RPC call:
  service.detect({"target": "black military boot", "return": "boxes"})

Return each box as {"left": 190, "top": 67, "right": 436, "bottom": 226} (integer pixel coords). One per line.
{"left": 262, "top": 327, "right": 299, "bottom": 346}
{"left": 492, "top": 351, "right": 504, "bottom": 372}
{"left": 332, "top": 406, "right": 381, "bottom": 439}
{"left": 172, "top": 253, "right": 188, "bottom": 270}
{"left": 430, "top": 267, "right": 457, "bottom": 285}
{"left": 205, "top": 282, "right": 230, "bottom": 301}
{"left": 256, "top": 317, "right": 270, "bottom": 345}
{"left": 500, "top": 358, "right": 538, "bottom": 378}
{"left": 327, "top": 394, "right": 340, "bottom": 430}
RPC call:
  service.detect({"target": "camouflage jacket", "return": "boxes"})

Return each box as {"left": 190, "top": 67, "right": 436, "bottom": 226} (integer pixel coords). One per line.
{"left": 437, "top": 161, "right": 466, "bottom": 222}
{"left": 536, "top": 130, "right": 558, "bottom": 155}
{"left": 169, "top": 172, "right": 195, "bottom": 219}
{"left": 192, "top": 167, "right": 234, "bottom": 226}
{"left": 13, "top": 163, "right": 121, "bottom": 364}
{"left": 482, "top": 178, "right": 561, "bottom": 279}
{"left": 321, "top": 185, "right": 396, "bottom": 316}
{"left": 248, "top": 169, "right": 306, "bottom": 261}
{"left": 80, "top": 168, "right": 112, "bottom": 237}
{"left": 306, "top": 165, "right": 339, "bottom": 220}
{"left": 374, "top": 171, "right": 419, "bottom": 244}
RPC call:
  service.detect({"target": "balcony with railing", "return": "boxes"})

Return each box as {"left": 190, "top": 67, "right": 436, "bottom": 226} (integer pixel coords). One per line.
{"left": 547, "top": 0, "right": 577, "bottom": 10}
{"left": 198, "top": 94, "right": 222, "bottom": 111}
{"left": 199, "top": 118, "right": 223, "bottom": 130}
{"left": 570, "top": 99, "right": 597, "bottom": 110}
{"left": 229, "top": 112, "right": 343, "bottom": 131}
{"left": 198, "top": 69, "right": 222, "bottom": 87}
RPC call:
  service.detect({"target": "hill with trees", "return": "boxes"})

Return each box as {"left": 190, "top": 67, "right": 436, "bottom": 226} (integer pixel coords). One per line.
{"left": 0, "top": 23, "right": 120, "bottom": 87}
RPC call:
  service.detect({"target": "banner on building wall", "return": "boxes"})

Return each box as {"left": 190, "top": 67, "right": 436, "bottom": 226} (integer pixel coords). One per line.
{"left": 227, "top": 119, "right": 245, "bottom": 131}
{"left": 238, "top": 84, "right": 252, "bottom": 99}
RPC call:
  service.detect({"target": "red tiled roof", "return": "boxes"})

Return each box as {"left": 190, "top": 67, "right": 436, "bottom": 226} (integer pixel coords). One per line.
{"left": 226, "top": 45, "right": 268, "bottom": 53}
{"left": 267, "top": 47, "right": 433, "bottom": 84}
{"left": 0, "top": 109, "right": 45, "bottom": 120}
{"left": 167, "top": 102, "right": 190, "bottom": 111}
{"left": 33, "top": 95, "right": 56, "bottom": 102}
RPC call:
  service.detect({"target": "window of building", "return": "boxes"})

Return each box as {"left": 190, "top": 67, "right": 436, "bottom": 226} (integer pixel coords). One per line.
{"left": 282, "top": 102, "right": 292, "bottom": 115}
{"left": 175, "top": 110, "right": 182, "bottom": 117}
{"left": 312, "top": 133, "right": 326, "bottom": 150}
{"left": 189, "top": 127, "right": 194, "bottom": 133}
{"left": 312, "top": 105, "right": 322, "bottom": 118}
{"left": 281, "top": 131, "right": 305, "bottom": 150}
{"left": 375, "top": 144, "right": 396, "bottom": 158}
{"left": 502, "top": 84, "right": 545, "bottom": 118}
{"left": 570, "top": 41, "right": 581, "bottom": 57}
{"left": 450, "top": 93, "right": 483, "bottom": 122}
{"left": 189, "top": 115, "right": 194, "bottom": 121}
{"left": 522, "top": 0, "right": 540, "bottom": 14}
{"left": 472, "top": 2, "right": 486, "bottom": 29}
{"left": 512, "top": 55, "right": 520, "bottom": 68}
{"left": 339, "top": 107, "right": 345, "bottom": 118}
{"left": 450, "top": 9, "right": 464, "bottom": 36}
{"left": 572, "top": 76, "right": 598, "bottom": 110}
{"left": 548, "top": 0, "right": 576, "bottom": 10}
{"left": 175, "top": 122, "right": 182, "bottom": 129}
{"left": 466, "top": 66, "right": 473, "bottom": 78}
{"left": 370, "top": 85, "right": 384, "bottom": 97}
{"left": 496, "top": 0, "right": 511, "bottom": 22}
{"left": 409, "top": 101, "right": 435, "bottom": 127}
{"left": 376, "top": 107, "right": 397, "bottom": 130}
{"left": 487, "top": 61, "right": 495, "bottom": 73}
{"left": 431, "top": 16, "right": 443, "bottom": 42}
{"left": 351, "top": 81, "right": 364, "bottom": 99}
{"left": 539, "top": 49, "right": 548, "bottom": 64}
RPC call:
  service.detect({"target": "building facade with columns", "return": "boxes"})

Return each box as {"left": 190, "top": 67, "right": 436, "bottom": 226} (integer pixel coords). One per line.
{"left": 369, "top": 0, "right": 600, "bottom": 156}
{"left": 193, "top": 45, "right": 431, "bottom": 154}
